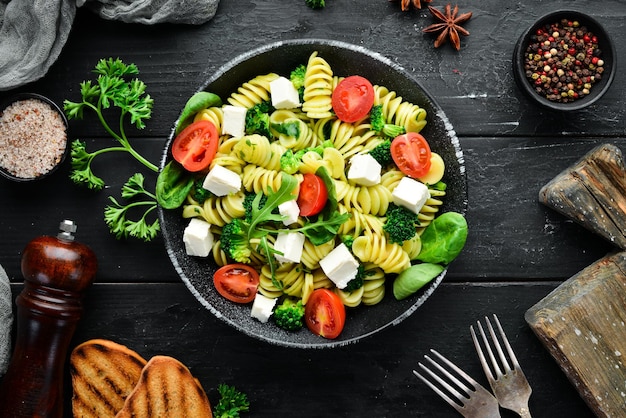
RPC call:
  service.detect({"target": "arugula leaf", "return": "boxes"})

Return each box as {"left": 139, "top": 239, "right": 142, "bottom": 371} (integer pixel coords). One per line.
{"left": 247, "top": 173, "right": 298, "bottom": 240}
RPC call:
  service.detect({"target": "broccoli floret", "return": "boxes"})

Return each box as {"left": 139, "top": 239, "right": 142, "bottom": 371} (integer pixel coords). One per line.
{"left": 305, "top": 0, "right": 325, "bottom": 9}
{"left": 343, "top": 265, "right": 365, "bottom": 292}
{"left": 245, "top": 101, "right": 273, "bottom": 137}
{"left": 190, "top": 177, "right": 212, "bottom": 204}
{"left": 383, "top": 203, "right": 420, "bottom": 244}
{"left": 368, "top": 138, "right": 393, "bottom": 166}
{"left": 290, "top": 64, "right": 307, "bottom": 101}
{"left": 370, "top": 104, "right": 406, "bottom": 138}
{"left": 341, "top": 234, "right": 355, "bottom": 249}
{"left": 221, "top": 219, "right": 252, "bottom": 263}
{"left": 279, "top": 140, "right": 334, "bottom": 174}
{"left": 243, "top": 192, "right": 268, "bottom": 223}
{"left": 213, "top": 383, "right": 249, "bottom": 418}
{"left": 273, "top": 298, "right": 306, "bottom": 331}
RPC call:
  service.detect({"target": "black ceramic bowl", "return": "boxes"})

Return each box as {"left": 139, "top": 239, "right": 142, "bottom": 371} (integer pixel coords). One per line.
{"left": 513, "top": 10, "right": 616, "bottom": 111}
{"left": 0, "top": 93, "right": 69, "bottom": 181}
{"left": 158, "top": 39, "right": 467, "bottom": 348}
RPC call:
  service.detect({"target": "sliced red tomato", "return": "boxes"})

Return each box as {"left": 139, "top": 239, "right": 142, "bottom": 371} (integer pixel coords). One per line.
{"left": 172, "top": 120, "right": 219, "bottom": 172}
{"left": 305, "top": 289, "right": 346, "bottom": 339}
{"left": 297, "top": 173, "right": 328, "bottom": 217}
{"left": 391, "top": 132, "right": 432, "bottom": 179}
{"left": 213, "top": 264, "right": 260, "bottom": 304}
{"left": 331, "top": 75, "right": 375, "bottom": 123}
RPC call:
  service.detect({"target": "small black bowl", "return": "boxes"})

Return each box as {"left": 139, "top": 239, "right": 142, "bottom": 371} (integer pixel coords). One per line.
{"left": 513, "top": 10, "right": 616, "bottom": 111}
{"left": 0, "top": 93, "right": 69, "bottom": 182}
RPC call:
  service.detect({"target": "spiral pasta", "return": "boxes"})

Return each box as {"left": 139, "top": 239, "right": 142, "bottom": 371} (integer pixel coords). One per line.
{"left": 373, "top": 85, "right": 427, "bottom": 133}
{"left": 302, "top": 52, "right": 334, "bottom": 119}
{"left": 351, "top": 232, "right": 411, "bottom": 274}
{"left": 227, "top": 73, "right": 280, "bottom": 108}
{"left": 233, "top": 134, "right": 285, "bottom": 171}
{"left": 193, "top": 106, "right": 224, "bottom": 133}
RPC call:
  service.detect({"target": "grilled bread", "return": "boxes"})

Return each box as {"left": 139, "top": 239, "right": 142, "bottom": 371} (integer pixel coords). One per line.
{"left": 115, "top": 355, "right": 213, "bottom": 418}
{"left": 70, "top": 339, "right": 148, "bottom": 418}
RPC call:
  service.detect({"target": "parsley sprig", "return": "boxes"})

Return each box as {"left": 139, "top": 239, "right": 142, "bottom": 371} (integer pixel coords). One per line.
{"left": 104, "top": 174, "right": 160, "bottom": 241}
{"left": 213, "top": 384, "right": 250, "bottom": 418}
{"left": 64, "top": 58, "right": 160, "bottom": 241}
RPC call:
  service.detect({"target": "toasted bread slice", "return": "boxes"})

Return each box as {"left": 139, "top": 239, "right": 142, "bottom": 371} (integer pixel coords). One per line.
{"left": 115, "top": 355, "right": 212, "bottom": 418}
{"left": 70, "top": 339, "right": 148, "bottom": 418}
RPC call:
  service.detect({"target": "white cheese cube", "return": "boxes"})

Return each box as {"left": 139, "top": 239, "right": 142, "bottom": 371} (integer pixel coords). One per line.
{"left": 250, "top": 293, "right": 277, "bottom": 323}
{"left": 221, "top": 105, "right": 247, "bottom": 138}
{"left": 319, "top": 243, "right": 359, "bottom": 289}
{"left": 182, "top": 218, "right": 214, "bottom": 257}
{"left": 202, "top": 165, "right": 241, "bottom": 197}
{"left": 391, "top": 176, "right": 430, "bottom": 214}
{"left": 269, "top": 76, "right": 301, "bottom": 109}
{"left": 347, "top": 153, "right": 382, "bottom": 186}
{"left": 274, "top": 232, "right": 305, "bottom": 264}
{"left": 278, "top": 200, "right": 300, "bottom": 226}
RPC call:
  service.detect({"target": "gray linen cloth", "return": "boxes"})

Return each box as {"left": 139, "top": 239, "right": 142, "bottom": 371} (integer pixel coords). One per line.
{"left": 0, "top": 0, "right": 219, "bottom": 91}
{"left": 0, "top": 264, "right": 12, "bottom": 375}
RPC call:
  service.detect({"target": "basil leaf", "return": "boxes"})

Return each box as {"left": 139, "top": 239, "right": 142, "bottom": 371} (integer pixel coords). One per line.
{"left": 175, "top": 91, "right": 222, "bottom": 134}
{"left": 416, "top": 212, "right": 468, "bottom": 265}
{"left": 156, "top": 161, "right": 195, "bottom": 209}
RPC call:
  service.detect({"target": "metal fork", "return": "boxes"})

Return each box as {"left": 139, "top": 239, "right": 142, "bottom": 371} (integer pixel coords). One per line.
{"left": 471, "top": 315, "right": 533, "bottom": 418}
{"left": 413, "top": 349, "right": 501, "bottom": 418}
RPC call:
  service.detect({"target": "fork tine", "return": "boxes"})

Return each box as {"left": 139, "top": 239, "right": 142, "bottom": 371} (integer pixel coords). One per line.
{"left": 485, "top": 315, "right": 513, "bottom": 373}
{"left": 413, "top": 349, "right": 498, "bottom": 418}
{"left": 491, "top": 314, "right": 521, "bottom": 369}
{"left": 413, "top": 368, "right": 465, "bottom": 415}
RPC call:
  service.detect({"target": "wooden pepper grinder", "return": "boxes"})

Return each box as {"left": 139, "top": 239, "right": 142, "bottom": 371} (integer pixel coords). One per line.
{"left": 0, "top": 220, "right": 97, "bottom": 418}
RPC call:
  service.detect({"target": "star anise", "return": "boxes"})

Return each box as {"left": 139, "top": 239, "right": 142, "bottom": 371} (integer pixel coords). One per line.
{"left": 389, "top": 0, "right": 432, "bottom": 11}
{"left": 422, "top": 4, "right": 472, "bottom": 51}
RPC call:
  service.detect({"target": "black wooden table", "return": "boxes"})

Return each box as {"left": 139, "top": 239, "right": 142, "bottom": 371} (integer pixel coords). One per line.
{"left": 2, "top": 1, "right": 624, "bottom": 416}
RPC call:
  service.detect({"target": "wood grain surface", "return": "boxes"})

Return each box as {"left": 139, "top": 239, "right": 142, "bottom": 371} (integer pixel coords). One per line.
{"left": 526, "top": 252, "right": 626, "bottom": 417}
{"left": 2, "top": 0, "right": 626, "bottom": 416}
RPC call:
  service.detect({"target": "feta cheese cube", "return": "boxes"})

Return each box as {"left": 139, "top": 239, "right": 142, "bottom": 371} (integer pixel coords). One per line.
{"left": 269, "top": 76, "right": 301, "bottom": 109}
{"left": 391, "top": 176, "right": 430, "bottom": 214}
{"left": 319, "top": 243, "right": 359, "bottom": 289}
{"left": 278, "top": 200, "right": 300, "bottom": 226}
{"left": 221, "top": 105, "right": 247, "bottom": 138}
{"left": 347, "top": 153, "right": 382, "bottom": 186}
{"left": 250, "top": 293, "right": 277, "bottom": 323}
{"left": 182, "top": 218, "right": 214, "bottom": 257}
{"left": 202, "top": 165, "right": 241, "bottom": 197}
{"left": 274, "top": 232, "right": 305, "bottom": 264}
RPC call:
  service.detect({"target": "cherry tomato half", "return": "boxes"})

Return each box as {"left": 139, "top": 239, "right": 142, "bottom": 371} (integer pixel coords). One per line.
{"left": 172, "top": 120, "right": 219, "bottom": 172}
{"left": 297, "top": 173, "right": 328, "bottom": 217}
{"left": 213, "top": 264, "right": 260, "bottom": 304}
{"left": 390, "top": 132, "right": 432, "bottom": 179}
{"left": 331, "top": 75, "right": 375, "bottom": 123}
{"left": 304, "top": 289, "right": 346, "bottom": 339}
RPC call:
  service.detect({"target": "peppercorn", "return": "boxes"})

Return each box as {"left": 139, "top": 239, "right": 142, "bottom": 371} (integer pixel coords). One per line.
{"left": 522, "top": 18, "right": 605, "bottom": 103}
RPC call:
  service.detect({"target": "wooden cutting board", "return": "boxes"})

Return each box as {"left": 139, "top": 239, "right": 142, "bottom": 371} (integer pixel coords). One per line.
{"left": 528, "top": 144, "right": 626, "bottom": 417}
{"left": 525, "top": 252, "right": 626, "bottom": 417}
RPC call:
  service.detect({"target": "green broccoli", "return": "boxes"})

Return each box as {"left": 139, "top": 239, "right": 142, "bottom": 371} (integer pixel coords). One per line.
{"left": 305, "top": 0, "right": 325, "bottom": 9}
{"left": 245, "top": 101, "right": 273, "bottom": 137}
{"left": 220, "top": 218, "right": 252, "bottom": 263}
{"left": 279, "top": 140, "right": 334, "bottom": 174}
{"left": 190, "top": 177, "right": 212, "bottom": 204}
{"left": 383, "top": 203, "right": 420, "bottom": 244}
{"left": 243, "top": 191, "right": 268, "bottom": 223}
{"left": 273, "top": 298, "right": 306, "bottom": 331}
{"left": 343, "top": 264, "right": 366, "bottom": 292}
{"left": 370, "top": 104, "right": 406, "bottom": 138}
{"left": 368, "top": 138, "right": 393, "bottom": 167}
{"left": 341, "top": 234, "right": 355, "bottom": 249}
{"left": 290, "top": 64, "right": 307, "bottom": 101}
{"left": 213, "top": 383, "right": 249, "bottom": 418}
